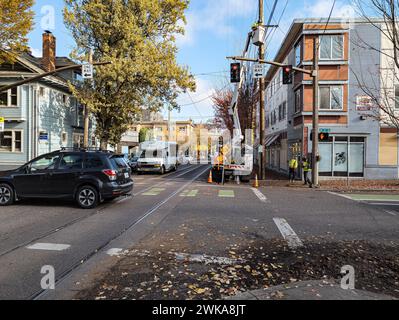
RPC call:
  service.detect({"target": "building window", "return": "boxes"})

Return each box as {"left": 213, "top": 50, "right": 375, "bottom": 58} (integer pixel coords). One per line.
{"left": 0, "top": 88, "right": 18, "bottom": 107}
{"left": 62, "top": 94, "right": 67, "bottom": 104}
{"left": 39, "top": 87, "right": 45, "bottom": 96}
{"left": 320, "top": 86, "right": 343, "bottom": 110}
{"left": 279, "top": 102, "right": 287, "bottom": 121}
{"left": 320, "top": 35, "right": 344, "bottom": 60}
{"left": 62, "top": 132, "right": 68, "bottom": 145}
{"left": 73, "top": 133, "right": 84, "bottom": 149}
{"left": 0, "top": 130, "right": 23, "bottom": 152}
{"left": 395, "top": 85, "right": 399, "bottom": 109}
{"left": 295, "top": 43, "right": 301, "bottom": 66}
{"left": 294, "top": 89, "right": 301, "bottom": 113}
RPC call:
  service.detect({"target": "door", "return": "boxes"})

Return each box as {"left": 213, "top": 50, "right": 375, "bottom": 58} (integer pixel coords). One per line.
{"left": 45, "top": 153, "right": 84, "bottom": 196}
{"left": 13, "top": 153, "right": 61, "bottom": 197}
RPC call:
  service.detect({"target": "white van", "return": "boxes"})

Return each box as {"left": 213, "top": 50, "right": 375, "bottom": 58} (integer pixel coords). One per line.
{"left": 137, "top": 141, "right": 178, "bottom": 174}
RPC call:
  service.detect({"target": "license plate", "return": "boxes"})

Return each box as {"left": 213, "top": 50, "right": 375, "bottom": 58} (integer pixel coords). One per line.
{"left": 124, "top": 172, "right": 129, "bottom": 178}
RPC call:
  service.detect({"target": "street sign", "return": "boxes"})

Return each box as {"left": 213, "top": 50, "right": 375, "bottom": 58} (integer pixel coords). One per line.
{"left": 82, "top": 64, "right": 93, "bottom": 79}
{"left": 0, "top": 117, "right": 4, "bottom": 132}
{"left": 253, "top": 63, "right": 265, "bottom": 79}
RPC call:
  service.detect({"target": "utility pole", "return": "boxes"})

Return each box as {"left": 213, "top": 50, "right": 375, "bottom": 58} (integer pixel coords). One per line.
{"left": 312, "top": 37, "right": 320, "bottom": 187}
{"left": 258, "top": 0, "right": 266, "bottom": 180}
{"left": 83, "top": 49, "right": 93, "bottom": 149}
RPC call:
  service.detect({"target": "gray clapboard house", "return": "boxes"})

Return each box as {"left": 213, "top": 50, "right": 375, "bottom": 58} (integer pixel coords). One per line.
{"left": 0, "top": 31, "right": 95, "bottom": 169}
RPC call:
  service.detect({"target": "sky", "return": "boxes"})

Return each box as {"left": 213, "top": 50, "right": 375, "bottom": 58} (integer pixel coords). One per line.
{"left": 28, "top": 0, "right": 358, "bottom": 123}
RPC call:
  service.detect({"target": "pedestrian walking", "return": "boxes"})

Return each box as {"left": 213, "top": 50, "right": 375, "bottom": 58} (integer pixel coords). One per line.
{"left": 288, "top": 157, "right": 298, "bottom": 183}
{"left": 302, "top": 157, "right": 312, "bottom": 187}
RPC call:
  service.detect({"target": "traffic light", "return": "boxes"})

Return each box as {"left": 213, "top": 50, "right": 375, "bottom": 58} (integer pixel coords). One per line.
{"left": 318, "top": 132, "right": 330, "bottom": 142}
{"left": 282, "top": 65, "right": 293, "bottom": 85}
{"left": 230, "top": 63, "right": 241, "bottom": 83}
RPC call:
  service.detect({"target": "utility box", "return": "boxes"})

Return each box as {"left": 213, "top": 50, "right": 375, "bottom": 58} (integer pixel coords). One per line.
{"left": 252, "top": 26, "right": 265, "bottom": 46}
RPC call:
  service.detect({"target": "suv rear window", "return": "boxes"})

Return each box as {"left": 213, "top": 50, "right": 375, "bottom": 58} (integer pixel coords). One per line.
{"left": 85, "top": 154, "right": 104, "bottom": 169}
{"left": 110, "top": 156, "right": 129, "bottom": 170}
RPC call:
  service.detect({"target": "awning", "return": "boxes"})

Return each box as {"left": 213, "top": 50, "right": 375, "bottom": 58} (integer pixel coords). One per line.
{"left": 265, "top": 134, "right": 279, "bottom": 147}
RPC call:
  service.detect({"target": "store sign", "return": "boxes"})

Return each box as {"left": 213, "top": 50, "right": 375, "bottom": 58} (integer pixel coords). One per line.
{"left": 356, "top": 95, "right": 374, "bottom": 111}
{"left": 0, "top": 117, "right": 4, "bottom": 132}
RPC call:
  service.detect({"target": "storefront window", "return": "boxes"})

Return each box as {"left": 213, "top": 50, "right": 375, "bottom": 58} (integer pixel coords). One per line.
{"left": 334, "top": 143, "right": 348, "bottom": 176}
{"left": 319, "top": 143, "right": 332, "bottom": 175}
{"left": 319, "top": 136, "right": 364, "bottom": 177}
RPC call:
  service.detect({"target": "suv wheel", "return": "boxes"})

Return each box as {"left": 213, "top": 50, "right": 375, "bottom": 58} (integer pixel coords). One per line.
{"left": 77, "top": 185, "right": 99, "bottom": 209}
{"left": 0, "top": 184, "right": 14, "bottom": 206}
{"left": 160, "top": 166, "right": 165, "bottom": 175}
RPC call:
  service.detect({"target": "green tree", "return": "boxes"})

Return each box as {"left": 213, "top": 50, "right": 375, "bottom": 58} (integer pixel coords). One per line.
{"left": 64, "top": 0, "right": 195, "bottom": 149}
{"left": 0, "top": 0, "right": 34, "bottom": 64}
{"left": 139, "top": 127, "right": 152, "bottom": 143}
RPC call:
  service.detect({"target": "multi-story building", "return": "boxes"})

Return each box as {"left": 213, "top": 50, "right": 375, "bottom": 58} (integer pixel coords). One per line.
{"left": 0, "top": 31, "right": 95, "bottom": 169}
{"left": 264, "top": 18, "right": 399, "bottom": 180}
{"left": 127, "top": 114, "right": 195, "bottom": 156}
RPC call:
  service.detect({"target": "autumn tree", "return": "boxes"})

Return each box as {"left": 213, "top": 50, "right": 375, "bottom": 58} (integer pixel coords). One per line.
{"left": 212, "top": 83, "right": 256, "bottom": 134}
{"left": 0, "top": 0, "right": 34, "bottom": 64}
{"left": 64, "top": 0, "right": 195, "bottom": 148}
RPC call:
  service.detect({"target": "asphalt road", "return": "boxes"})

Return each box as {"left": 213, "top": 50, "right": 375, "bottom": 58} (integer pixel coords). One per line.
{"left": 0, "top": 165, "right": 398, "bottom": 299}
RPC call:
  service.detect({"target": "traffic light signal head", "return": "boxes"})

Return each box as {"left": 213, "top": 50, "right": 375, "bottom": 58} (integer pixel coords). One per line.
{"left": 230, "top": 63, "right": 241, "bottom": 83}
{"left": 282, "top": 65, "right": 293, "bottom": 85}
{"left": 318, "top": 132, "right": 330, "bottom": 142}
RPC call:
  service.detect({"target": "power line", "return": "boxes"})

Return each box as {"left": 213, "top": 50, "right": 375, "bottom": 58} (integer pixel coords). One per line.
{"left": 178, "top": 83, "right": 230, "bottom": 107}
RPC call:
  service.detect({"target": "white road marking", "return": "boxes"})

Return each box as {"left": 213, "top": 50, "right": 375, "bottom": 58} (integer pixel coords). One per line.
{"left": 106, "top": 248, "right": 128, "bottom": 256}
{"left": 327, "top": 192, "right": 355, "bottom": 201}
{"left": 273, "top": 218, "right": 303, "bottom": 249}
{"left": 251, "top": 188, "right": 268, "bottom": 203}
{"left": 384, "top": 210, "right": 397, "bottom": 216}
{"left": 370, "top": 203, "right": 399, "bottom": 206}
{"left": 173, "top": 252, "right": 245, "bottom": 265}
{"left": 26, "top": 243, "right": 71, "bottom": 251}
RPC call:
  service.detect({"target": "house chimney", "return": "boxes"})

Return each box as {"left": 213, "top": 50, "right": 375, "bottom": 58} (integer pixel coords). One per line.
{"left": 42, "top": 31, "right": 56, "bottom": 72}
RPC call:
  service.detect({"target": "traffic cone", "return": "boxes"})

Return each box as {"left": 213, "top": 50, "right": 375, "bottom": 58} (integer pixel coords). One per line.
{"left": 253, "top": 174, "right": 259, "bottom": 188}
{"left": 207, "top": 170, "right": 213, "bottom": 183}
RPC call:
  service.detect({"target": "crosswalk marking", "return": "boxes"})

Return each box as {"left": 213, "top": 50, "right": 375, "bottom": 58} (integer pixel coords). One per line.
{"left": 218, "top": 190, "right": 235, "bottom": 198}
{"left": 251, "top": 188, "right": 268, "bottom": 203}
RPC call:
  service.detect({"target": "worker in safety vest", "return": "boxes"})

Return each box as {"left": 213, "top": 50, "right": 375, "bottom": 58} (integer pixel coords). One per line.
{"left": 288, "top": 157, "right": 298, "bottom": 183}
{"left": 302, "top": 157, "right": 312, "bottom": 187}
{"left": 212, "top": 150, "right": 225, "bottom": 184}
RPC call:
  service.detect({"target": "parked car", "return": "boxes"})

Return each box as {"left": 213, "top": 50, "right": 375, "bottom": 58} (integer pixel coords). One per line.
{"left": 0, "top": 149, "right": 133, "bottom": 209}
{"left": 181, "top": 155, "right": 194, "bottom": 165}
{"left": 128, "top": 156, "right": 139, "bottom": 171}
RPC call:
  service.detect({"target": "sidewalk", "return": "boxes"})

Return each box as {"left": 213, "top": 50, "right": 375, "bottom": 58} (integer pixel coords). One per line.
{"left": 227, "top": 280, "right": 397, "bottom": 300}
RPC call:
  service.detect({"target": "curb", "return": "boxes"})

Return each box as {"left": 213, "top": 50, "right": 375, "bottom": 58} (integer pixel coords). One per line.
{"left": 225, "top": 280, "right": 397, "bottom": 300}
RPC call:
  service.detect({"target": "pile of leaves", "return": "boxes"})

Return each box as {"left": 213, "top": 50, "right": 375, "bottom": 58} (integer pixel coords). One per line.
{"left": 78, "top": 238, "right": 399, "bottom": 300}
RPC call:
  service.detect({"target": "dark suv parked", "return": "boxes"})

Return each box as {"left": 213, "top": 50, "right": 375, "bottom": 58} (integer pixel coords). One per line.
{"left": 0, "top": 149, "right": 133, "bottom": 209}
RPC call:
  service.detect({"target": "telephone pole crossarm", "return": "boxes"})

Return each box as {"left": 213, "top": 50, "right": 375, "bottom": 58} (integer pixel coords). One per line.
{"left": 226, "top": 56, "right": 313, "bottom": 75}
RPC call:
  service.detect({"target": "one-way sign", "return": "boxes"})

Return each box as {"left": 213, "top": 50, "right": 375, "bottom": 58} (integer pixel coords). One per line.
{"left": 253, "top": 63, "right": 265, "bottom": 79}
